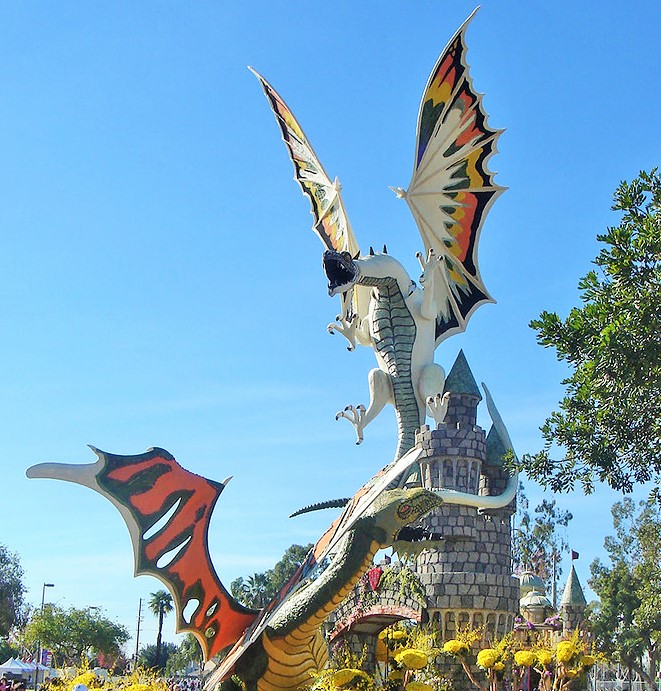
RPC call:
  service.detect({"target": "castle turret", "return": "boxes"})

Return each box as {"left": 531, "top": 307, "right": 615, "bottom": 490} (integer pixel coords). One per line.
{"left": 415, "top": 351, "right": 518, "bottom": 641}
{"left": 560, "top": 564, "right": 587, "bottom": 635}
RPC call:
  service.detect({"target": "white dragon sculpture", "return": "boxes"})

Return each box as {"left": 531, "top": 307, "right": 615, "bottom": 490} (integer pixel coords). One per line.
{"left": 252, "top": 8, "right": 504, "bottom": 462}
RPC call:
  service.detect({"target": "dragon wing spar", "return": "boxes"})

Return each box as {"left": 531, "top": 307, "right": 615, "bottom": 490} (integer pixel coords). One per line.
{"left": 403, "top": 9, "right": 505, "bottom": 343}
{"left": 27, "top": 447, "right": 258, "bottom": 660}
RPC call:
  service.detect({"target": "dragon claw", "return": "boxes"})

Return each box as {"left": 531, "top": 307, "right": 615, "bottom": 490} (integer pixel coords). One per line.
{"left": 327, "top": 312, "right": 358, "bottom": 351}
{"left": 335, "top": 404, "right": 367, "bottom": 443}
{"left": 426, "top": 392, "right": 449, "bottom": 426}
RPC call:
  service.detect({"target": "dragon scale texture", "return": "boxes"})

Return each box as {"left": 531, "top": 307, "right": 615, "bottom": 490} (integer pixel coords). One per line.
{"left": 359, "top": 274, "right": 420, "bottom": 460}
{"left": 254, "top": 530, "right": 382, "bottom": 691}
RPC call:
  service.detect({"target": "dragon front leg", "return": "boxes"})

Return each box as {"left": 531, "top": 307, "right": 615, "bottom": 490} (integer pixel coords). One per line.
{"left": 418, "top": 363, "right": 448, "bottom": 427}
{"left": 336, "top": 368, "right": 392, "bottom": 444}
{"left": 327, "top": 311, "right": 359, "bottom": 351}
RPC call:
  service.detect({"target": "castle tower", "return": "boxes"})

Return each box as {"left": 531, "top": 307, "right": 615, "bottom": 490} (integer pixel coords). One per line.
{"left": 560, "top": 564, "right": 587, "bottom": 635}
{"left": 414, "top": 351, "right": 519, "bottom": 641}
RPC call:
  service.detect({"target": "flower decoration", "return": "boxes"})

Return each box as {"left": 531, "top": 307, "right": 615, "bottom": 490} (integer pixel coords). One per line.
{"left": 394, "top": 648, "right": 428, "bottom": 670}
{"left": 476, "top": 648, "right": 499, "bottom": 669}
{"left": 442, "top": 639, "right": 469, "bottom": 656}
{"left": 514, "top": 650, "right": 536, "bottom": 667}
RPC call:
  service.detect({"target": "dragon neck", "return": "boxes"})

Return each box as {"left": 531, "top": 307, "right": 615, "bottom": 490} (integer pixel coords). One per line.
{"left": 265, "top": 528, "right": 381, "bottom": 639}
{"left": 357, "top": 274, "right": 420, "bottom": 460}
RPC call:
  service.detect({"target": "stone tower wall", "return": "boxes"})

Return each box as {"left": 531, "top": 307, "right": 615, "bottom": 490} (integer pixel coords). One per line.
{"left": 414, "top": 411, "right": 519, "bottom": 640}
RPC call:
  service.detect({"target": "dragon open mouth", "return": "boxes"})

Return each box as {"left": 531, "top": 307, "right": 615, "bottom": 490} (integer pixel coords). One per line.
{"left": 323, "top": 250, "right": 358, "bottom": 296}
{"left": 395, "top": 526, "right": 442, "bottom": 542}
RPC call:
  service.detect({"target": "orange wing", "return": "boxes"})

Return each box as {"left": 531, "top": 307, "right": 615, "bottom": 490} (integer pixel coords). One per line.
{"left": 27, "top": 447, "right": 257, "bottom": 660}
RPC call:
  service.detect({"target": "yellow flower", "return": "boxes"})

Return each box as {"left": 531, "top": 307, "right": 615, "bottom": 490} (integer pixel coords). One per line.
{"left": 493, "top": 662, "right": 505, "bottom": 672}
{"left": 332, "top": 669, "right": 369, "bottom": 687}
{"left": 394, "top": 648, "right": 429, "bottom": 670}
{"left": 514, "top": 650, "right": 536, "bottom": 667}
{"left": 556, "top": 640, "right": 577, "bottom": 663}
{"left": 69, "top": 673, "right": 96, "bottom": 690}
{"left": 443, "top": 639, "right": 469, "bottom": 656}
{"left": 123, "top": 685, "right": 153, "bottom": 691}
{"left": 406, "top": 683, "right": 433, "bottom": 691}
{"left": 580, "top": 655, "right": 595, "bottom": 668}
{"left": 535, "top": 649, "right": 554, "bottom": 667}
{"left": 388, "top": 670, "right": 405, "bottom": 681}
{"left": 477, "top": 648, "right": 499, "bottom": 669}
{"left": 391, "top": 630, "right": 408, "bottom": 640}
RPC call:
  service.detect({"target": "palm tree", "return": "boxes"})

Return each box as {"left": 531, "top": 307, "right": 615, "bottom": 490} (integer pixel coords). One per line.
{"left": 148, "top": 589, "right": 173, "bottom": 669}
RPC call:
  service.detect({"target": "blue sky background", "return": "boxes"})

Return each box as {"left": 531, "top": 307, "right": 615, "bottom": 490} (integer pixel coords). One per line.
{"left": 1, "top": 0, "right": 659, "bottom": 654}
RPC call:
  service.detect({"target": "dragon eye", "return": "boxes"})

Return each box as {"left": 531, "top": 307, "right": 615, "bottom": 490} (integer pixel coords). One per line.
{"left": 397, "top": 503, "right": 411, "bottom": 519}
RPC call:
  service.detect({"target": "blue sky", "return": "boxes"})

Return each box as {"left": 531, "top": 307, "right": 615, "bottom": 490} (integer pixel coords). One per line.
{"left": 2, "top": 0, "right": 660, "bottom": 654}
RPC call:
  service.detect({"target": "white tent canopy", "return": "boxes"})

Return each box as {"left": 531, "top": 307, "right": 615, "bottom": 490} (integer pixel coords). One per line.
{"left": 0, "top": 657, "right": 32, "bottom": 675}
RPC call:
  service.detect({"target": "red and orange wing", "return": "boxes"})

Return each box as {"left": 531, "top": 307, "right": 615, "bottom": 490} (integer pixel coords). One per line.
{"left": 404, "top": 9, "right": 505, "bottom": 343}
{"left": 27, "top": 447, "right": 257, "bottom": 660}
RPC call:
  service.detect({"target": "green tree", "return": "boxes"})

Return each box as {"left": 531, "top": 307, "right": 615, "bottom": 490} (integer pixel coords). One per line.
{"left": 587, "top": 498, "right": 661, "bottom": 690}
{"left": 164, "top": 634, "right": 203, "bottom": 676}
{"left": 138, "top": 642, "right": 178, "bottom": 671}
{"left": 22, "top": 605, "right": 129, "bottom": 665}
{"left": 512, "top": 483, "right": 573, "bottom": 603}
{"left": 230, "top": 543, "right": 312, "bottom": 608}
{"left": 523, "top": 169, "right": 661, "bottom": 494}
{"left": 148, "top": 590, "right": 174, "bottom": 670}
{"left": 0, "top": 544, "right": 26, "bottom": 636}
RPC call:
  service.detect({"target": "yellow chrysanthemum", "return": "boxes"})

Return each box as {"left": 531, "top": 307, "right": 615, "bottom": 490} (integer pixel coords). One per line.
{"left": 332, "top": 669, "right": 369, "bottom": 687}
{"left": 514, "top": 650, "right": 536, "bottom": 668}
{"left": 443, "top": 639, "right": 469, "bottom": 656}
{"left": 494, "top": 662, "right": 505, "bottom": 672}
{"left": 477, "top": 648, "right": 499, "bottom": 669}
{"left": 391, "top": 630, "right": 408, "bottom": 640}
{"left": 556, "top": 640, "right": 577, "bottom": 663}
{"left": 394, "top": 648, "right": 428, "bottom": 670}
{"left": 69, "top": 672, "right": 96, "bottom": 690}
{"left": 388, "top": 670, "right": 405, "bottom": 681}
{"left": 580, "top": 655, "right": 595, "bottom": 668}
{"left": 535, "top": 649, "right": 554, "bottom": 667}
{"left": 405, "top": 683, "right": 433, "bottom": 691}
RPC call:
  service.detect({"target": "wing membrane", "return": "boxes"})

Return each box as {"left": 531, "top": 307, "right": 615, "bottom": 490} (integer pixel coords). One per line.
{"left": 251, "top": 67, "right": 359, "bottom": 257}
{"left": 406, "top": 9, "right": 505, "bottom": 343}
{"left": 27, "top": 448, "right": 257, "bottom": 660}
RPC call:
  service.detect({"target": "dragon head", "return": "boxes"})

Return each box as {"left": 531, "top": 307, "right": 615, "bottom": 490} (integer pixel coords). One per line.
{"left": 323, "top": 250, "right": 359, "bottom": 296}
{"left": 359, "top": 487, "right": 443, "bottom": 548}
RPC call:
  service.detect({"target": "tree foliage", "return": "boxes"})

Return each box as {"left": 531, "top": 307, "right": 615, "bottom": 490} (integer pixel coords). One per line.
{"left": 137, "top": 642, "right": 178, "bottom": 671}
{"left": 524, "top": 169, "right": 661, "bottom": 493}
{"left": 230, "top": 543, "right": 313, "bottom": 608}
{"left": 164, "top": 634, "right": 203, "bottom": 676}
{"left": 148, "top": 590, "right": 174, "bottom": 670}
{"left": 587, "top": 498, "right": 661, "bottom": 689}
{"left": 511, "top": 483, "right": 572, "bottom": 602}
{"left": 0, "top": 544, "right": 26, "bottom": 636}
{"left": 22, "top": 605, "right": 129, "bottom": 665}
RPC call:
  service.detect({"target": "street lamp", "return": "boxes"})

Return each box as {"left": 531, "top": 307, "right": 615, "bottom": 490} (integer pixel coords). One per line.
{"left": 35, "top": 583, "right": 54, "bottom": 690}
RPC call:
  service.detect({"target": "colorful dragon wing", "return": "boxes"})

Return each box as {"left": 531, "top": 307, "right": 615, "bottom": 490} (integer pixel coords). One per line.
{"left": 251, "top": 68, "right": 363, "bottom": 325}
{"left": 26, "top": 447, "right": 258, "bottom": 661}
{"left": 250, "top": 67, "right": 359, "bottom": 259}
{"left": 402, "top": 9, "right": 505, "bottom": 344}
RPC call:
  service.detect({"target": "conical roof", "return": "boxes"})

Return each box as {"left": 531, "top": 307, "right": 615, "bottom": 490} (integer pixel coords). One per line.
{"left": 444, "top": 350, "right": 481, "bottom": 399}
{"left": 486, "top": 424, "right": 508, "bottom": 466}
{"left": 560, "top": 564, "right": 587, "bottom": 608}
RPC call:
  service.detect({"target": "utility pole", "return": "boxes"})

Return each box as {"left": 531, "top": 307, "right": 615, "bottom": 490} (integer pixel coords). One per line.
{"left": 134, "top": 598, "right": 142, "bottom": 662}
{"left": 35, "top": 583, "right": 54, "bottom": 690}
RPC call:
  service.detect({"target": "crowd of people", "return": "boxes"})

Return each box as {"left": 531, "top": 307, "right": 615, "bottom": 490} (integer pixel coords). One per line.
{"left": 0, "top": 677, "right": 26, "bottom": 691}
